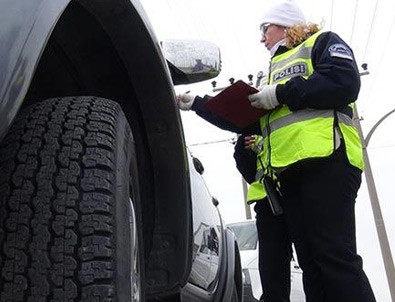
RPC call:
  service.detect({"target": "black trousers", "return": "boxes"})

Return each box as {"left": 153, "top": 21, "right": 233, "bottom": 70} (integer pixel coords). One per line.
{"left": 279, "top": 144, "right": 376, "bottom": 302}
{"left": 254, "top": 200, "right": 292, "bottom": 302}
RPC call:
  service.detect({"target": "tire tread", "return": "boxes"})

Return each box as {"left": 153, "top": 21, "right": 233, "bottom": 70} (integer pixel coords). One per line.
{"left": 0, "top": 97, "right": 128, "bottom": 301}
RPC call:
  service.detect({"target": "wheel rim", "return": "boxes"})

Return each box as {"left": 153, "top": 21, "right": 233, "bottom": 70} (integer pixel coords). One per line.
{"left": 129, "top": 198, "right": 141, "bottom": 301}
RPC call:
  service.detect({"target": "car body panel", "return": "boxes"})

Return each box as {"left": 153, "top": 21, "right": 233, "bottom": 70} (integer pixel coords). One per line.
{"left": 189, "top": 163, "right": 221, "bottom": 290}
{"left": 0, "top": 0, "right": 70, "bottom": 141}
{"left": 187, "top": 154, "right": 237, "bottom": 300}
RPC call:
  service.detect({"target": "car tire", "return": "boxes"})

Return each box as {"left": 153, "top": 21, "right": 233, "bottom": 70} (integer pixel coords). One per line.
{"left": 0, "top": 97, "right": 144, "bottom": 301}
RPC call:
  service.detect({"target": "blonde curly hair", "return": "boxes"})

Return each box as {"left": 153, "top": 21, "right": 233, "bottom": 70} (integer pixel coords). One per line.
{"left": 285, "top": 23, "right": 321, "bottom": 48}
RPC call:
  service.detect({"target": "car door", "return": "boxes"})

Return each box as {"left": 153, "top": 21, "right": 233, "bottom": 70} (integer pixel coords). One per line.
{"left": 187, "top": 154, "right": 223, "bottom": 291}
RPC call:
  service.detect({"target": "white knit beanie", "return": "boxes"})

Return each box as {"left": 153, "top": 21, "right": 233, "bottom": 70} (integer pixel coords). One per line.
{"left": 260, "top": 0, "right": 306, "bottom": 28}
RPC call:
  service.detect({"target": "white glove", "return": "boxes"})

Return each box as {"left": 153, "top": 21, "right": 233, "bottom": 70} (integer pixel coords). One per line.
{"left": 248, "top": 85, "right": 279, "bottom": 110}
{"left": 177, "top": 93, "right": 196, "bottom": 111}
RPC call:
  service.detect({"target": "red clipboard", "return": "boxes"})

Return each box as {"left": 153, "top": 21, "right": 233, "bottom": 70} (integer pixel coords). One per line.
{"left": 204, "top": 80, "right": 266, "bottom": 129}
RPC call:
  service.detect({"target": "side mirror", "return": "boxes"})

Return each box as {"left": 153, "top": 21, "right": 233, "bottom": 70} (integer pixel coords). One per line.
{"left": 161, "top": 39, "right": 221, "bottom": 85}
{"left": 192, "top": 156, "right": 205, "bottom": 175}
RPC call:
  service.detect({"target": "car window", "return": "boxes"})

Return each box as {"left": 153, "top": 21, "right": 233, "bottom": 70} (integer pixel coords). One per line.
{"left": 228, "top": 222, "right": 258, "bottom": 251}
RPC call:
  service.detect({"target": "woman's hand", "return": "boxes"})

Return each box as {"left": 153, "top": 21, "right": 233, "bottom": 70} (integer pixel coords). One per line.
{"left": 244, "top": 135, "right": 256, "bottom": 149}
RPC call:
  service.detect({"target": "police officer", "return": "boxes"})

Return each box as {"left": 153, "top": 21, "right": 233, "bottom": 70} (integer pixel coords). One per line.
{"left": 234, "top": 134, "right": 292, "bottom": 302}
{"left": 177, "top": 0, "right": 377, "bottom": 300}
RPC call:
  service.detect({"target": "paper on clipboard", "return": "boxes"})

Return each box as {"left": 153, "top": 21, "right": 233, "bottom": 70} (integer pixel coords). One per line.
{"left": 204, "top": 80, "right": 266, "bottom": 129}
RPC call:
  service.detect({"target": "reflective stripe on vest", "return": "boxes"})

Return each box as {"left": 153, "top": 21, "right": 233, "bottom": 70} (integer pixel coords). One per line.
{"left": 255, "top": 169, "right": 264, "bottom": 181}
{"left": 270, "top": 32, "right": 317, "bottom": 84}
{"left": 260, "top": 109, "right": 354, "bottom": 140}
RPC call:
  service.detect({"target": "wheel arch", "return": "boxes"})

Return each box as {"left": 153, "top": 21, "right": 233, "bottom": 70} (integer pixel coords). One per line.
{"left": 10, "top": 0, "right": 193, "bottom": 297}
{"left": 215, "top": 228, "right": 243, "bottom": 302}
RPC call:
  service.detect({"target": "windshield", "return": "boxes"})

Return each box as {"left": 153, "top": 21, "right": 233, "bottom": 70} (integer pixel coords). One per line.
{"left": 228, "top": 221, "right": 258, "bottom": 251}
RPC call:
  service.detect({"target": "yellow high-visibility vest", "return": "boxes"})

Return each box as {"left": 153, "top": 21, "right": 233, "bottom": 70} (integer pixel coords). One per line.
{"left": 246, "top": 136, "right": 267, "bottom": 204}
{"left": 246, "top": 31, "right": 364, "bottom": 204}
{"left": 260, "top": 31, "right": 363, "bottom": 170}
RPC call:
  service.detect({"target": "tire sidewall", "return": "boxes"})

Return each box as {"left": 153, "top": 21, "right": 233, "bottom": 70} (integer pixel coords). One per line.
{"left": 106, "top": 102, "right": 145, "bottom": 301}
